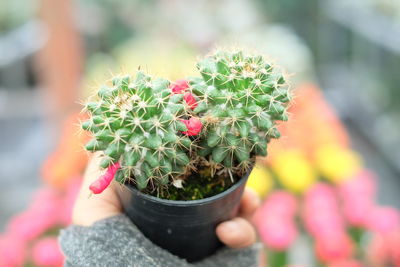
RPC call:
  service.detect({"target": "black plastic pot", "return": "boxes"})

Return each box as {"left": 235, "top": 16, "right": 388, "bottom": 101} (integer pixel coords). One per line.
{"left": 117, "top": 173, "right": 249, "bottom": 262}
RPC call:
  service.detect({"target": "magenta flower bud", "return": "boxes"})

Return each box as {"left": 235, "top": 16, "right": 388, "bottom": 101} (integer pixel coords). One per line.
{"left": 89, "top": 162, "right": 120, "bottom": 194}
{"left": 171, "top": 79, "right": 189, "bottom": 94}
{"left": 183, "top": 92, "right": 198, "bottom": 110}
{"left": 180, "top": 117, "right": 202, "bottom": 136}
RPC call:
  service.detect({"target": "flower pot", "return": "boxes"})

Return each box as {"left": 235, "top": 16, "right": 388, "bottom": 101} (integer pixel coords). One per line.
{"left": 117, "top": 173, "right": 250, "bottom": 262}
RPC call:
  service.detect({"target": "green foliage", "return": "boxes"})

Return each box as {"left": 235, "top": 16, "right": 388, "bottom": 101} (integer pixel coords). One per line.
{"left": 82, "top": 72, "right": 192, "bottom": 190}
{"left": 190, "top": 49, "right": 291, "bottom": 174}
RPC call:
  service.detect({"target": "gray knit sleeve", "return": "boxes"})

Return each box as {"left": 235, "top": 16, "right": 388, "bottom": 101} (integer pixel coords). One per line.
{"left": 59, "top": 215, "right": 260, "bottom": 267}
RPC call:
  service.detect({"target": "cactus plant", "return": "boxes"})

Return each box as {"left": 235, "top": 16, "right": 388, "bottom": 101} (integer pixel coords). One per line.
{"left": 189, "top": 50, "right": 290, "bottom": 177}
{"left": 81, "top": 72, "right": 197, "bottom": 193}
{"left": 81, "top": 49, "right": 291, "bottom": 199}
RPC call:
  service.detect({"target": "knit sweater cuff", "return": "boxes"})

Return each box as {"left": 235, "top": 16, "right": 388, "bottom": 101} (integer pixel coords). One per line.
{"left": 59, "top": 214, "right": 260, "bottom": 267}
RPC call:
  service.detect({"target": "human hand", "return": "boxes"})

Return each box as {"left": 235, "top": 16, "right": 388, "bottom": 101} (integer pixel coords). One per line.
{"left": 73, "top": 154, "right": 260, "bottom": 249}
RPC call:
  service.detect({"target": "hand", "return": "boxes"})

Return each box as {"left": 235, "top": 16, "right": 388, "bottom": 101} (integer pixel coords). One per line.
{"left": 73, "top": 154, "right": 260, "bottom": 249}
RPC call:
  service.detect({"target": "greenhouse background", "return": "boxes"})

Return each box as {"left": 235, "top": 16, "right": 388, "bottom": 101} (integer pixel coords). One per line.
{"left": 0, "top": 0, "right": 399, "bottom": 266}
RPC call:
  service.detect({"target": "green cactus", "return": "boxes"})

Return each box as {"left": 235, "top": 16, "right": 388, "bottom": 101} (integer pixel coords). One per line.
{"left": 82, "top": 48, "right": 291, "bottom": 199}
{"left": 82, "top": 71, "right": 193, "bottom": 191}
{"left": 189, "top": 49, "right": 290, "bottom": 177}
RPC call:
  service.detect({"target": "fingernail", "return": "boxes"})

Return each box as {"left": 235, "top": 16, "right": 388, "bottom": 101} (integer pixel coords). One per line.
{"left": 220, "top": 221, "right": 240, "bottom": 236}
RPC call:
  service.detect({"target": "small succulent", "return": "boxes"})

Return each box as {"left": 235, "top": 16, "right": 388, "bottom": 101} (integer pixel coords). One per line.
{"left": 188, "top": 50, "right": 290, "bottom": 177}
{"left": 82, "top": 72, "right": 198, "bottom": 191}
{"left": 81, "top": 49, "right": 291, "bottom": 198}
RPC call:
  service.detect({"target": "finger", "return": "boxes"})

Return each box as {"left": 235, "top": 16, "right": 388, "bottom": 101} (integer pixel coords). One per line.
{"left": 239, "top": 188, "right": 261, "bottom": 219}
{"left": 216, "top": 217, "right": 257, "bottom": 248}
{"left": 72, "top": 153, "right": 122, "bottom": 226}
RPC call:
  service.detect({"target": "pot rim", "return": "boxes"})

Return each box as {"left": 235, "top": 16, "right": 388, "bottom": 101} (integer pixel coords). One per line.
{"left": 119, "top": 171, "right": 250, "bottom": 207}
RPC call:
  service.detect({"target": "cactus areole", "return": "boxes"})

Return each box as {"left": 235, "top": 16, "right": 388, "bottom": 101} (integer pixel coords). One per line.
{"left": 81, "top": 49, "right": 291, "bottom": 261}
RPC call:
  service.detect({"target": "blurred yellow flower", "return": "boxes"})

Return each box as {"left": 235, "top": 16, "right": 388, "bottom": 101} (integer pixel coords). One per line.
{"left": 314, "top": 144, "right": 362, "bottom": 183}
{"left": 246, "top": 164, "right": 273, "bottom": 198}
{"left": 271, "top": 150, "right": 317, "bottom": 193}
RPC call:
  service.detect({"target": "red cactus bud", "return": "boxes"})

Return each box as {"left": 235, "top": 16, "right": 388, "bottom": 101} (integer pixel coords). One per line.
{"left": 171, "top": 79, "right": 189, "bottom": 94}
{"left": 181, "top": 117, "right": 202, "bottom": 136}
{"left": 89, "top": 162, "right": 120, "bottom": 194}
{"left": 184, "top": 92, "right": 198, "bottom": 110}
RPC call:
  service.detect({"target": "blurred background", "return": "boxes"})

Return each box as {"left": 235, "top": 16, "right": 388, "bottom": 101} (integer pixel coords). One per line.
{"left": 0, "top": 0, "right": 399, "bottom": 266}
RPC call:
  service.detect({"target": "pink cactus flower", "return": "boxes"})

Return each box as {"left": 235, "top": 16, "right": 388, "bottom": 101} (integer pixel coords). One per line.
{"left": 367, "top": 206, "right": 400, "bottom": 234}
{"left": 171, "top": 79, "right": 189, "bottom": 94}
{"left": 0, "top": 234, "right": 26, "bottom": 267}
{"left": 257, "top": 215, "right": 298, "bottom": 251}
{"left": 183, "top": 92, "right": 198, "bottom": 110}
{"left": 89, "top": 162, "right": 120, "bottom": 194}
{"left": 315, "top": 232, "right": 353, "bottom": 263}
{"left": 180, "top": 117, "right": 202, "bottom": 136}
{"left": 31, "top": 237, "right": 64, "bottom": 267}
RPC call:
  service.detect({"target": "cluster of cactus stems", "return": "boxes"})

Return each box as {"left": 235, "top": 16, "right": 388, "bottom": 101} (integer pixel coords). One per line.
{"left": 82, "top": 49, "right": 291, "bottom": 197}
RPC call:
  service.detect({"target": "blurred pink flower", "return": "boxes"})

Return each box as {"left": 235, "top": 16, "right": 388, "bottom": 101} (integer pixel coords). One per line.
{"left": 260, "top": 191, "right": 298, "bottom": 218}
{"left": 0, "top": 234, "right": 26, "bottom": 267}
{"left": 342, "top": 197, "right": 373, "bottom": 227}
{"left": 339, "top": 170, "right": 376, "bottom": 199}
{"left": 315, "top": 232, "right": 353, "bottom": 263}
{"left": 30, "top": 188, "right": 61, "bottom": 210}
{"left": 326, "top": 259, "right": 363, "bottom": 267}
{"left": 303, "top": 209, "right": 344, "bottom": 238}
{"left": 31, "top": 237, "right": 64, "bottom": 267}
{"left": 388, "top": 230, "right": 400, "bottom": 266}
{"left": 339, "top": 170, "right": 377, "bottom": 227}
{"left": 7, "top": 210, "right": 56, "bottom": 242}
{"left": 367, "top": 207, "right": 400, "bottom": 234}
{"left": 257, "top": 215, "right": 298, "bottom": 251}
{"left": 303, "top": 183, "right": 344, "bottom": 239}
{"left": 304, "top": 183, "right": 337, "bottom": 211}
{"left": 59, "top": 177, "right": 82, "bottom": 226}
{"left": 367, "top": 234, "right": 391, "bottom": 266}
